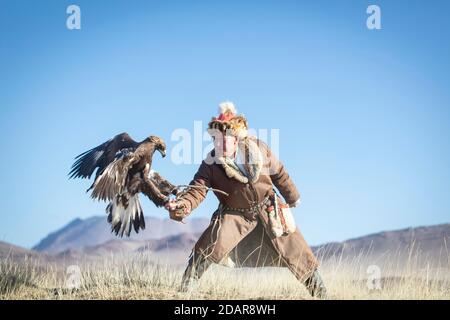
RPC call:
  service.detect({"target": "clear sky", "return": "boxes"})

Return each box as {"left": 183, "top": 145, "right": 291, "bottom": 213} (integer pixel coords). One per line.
{"left": 1, "top": 0, "right": 449, "bottom": 248}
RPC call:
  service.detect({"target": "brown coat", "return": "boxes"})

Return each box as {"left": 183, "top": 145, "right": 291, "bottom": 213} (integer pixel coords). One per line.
{"left": 177, "top": 137, "right": 319, "bottom": 281}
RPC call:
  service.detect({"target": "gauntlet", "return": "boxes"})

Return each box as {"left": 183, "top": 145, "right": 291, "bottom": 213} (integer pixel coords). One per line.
{"left": 167, "top": 200, "right": 190, "bottom": 222}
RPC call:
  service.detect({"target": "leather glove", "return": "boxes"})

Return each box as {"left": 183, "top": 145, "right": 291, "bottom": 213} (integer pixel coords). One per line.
{"left": 165, "top": 200, "right": 191, "bottom": 222}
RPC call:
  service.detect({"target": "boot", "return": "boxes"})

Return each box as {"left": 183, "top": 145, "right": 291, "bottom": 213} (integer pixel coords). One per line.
{"left": 180, "top": 252, "right": 212, "bottom": 293}
{"left": 304, "top": 269, "right": 328, "bottom": 299}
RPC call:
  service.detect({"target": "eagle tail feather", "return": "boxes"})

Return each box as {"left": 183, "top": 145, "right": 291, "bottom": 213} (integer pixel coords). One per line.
{"left": 106, "top": 194, "right": 144, "bottom": 237}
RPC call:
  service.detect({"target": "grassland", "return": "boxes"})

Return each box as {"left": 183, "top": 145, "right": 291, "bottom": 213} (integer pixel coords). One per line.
{"left": 1, "top": 250, "right": 449, "bottom": 300}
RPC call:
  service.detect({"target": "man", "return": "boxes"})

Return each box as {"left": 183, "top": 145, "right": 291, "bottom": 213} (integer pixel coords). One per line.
{"left": 165, "top": 102, "right": 327, "bottom": 298}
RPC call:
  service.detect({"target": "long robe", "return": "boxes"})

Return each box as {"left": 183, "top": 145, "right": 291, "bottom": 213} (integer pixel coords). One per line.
{"left": 177, "top": 137, "right": 319, "bottom": 281}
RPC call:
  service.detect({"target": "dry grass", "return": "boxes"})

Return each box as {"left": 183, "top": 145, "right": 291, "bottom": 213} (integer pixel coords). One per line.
{"left": 1, "top": 250, "right": 449, "bottom": 300}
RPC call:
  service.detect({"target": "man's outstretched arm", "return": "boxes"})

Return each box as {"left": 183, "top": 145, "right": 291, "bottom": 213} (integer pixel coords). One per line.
{"left": 165, "top": 160, "right": 212, "bottom": 221}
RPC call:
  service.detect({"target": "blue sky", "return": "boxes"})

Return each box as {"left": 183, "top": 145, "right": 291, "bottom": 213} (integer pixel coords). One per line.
{"left": 0, "top": 0, "right": 449, "bottom": 248}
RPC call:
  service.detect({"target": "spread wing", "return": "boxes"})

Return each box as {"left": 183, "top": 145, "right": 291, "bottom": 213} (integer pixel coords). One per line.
{"left": 70, "top": 133, "right": 176, "bottom": 237}
{"left": 69, "top": 132, "right": 138, "bottom": 181}
{"left": 89, "top": 141, "right": 151, "bottom": 202}
{"left": 90, "top": 151, "right": 140, "bottom": 201}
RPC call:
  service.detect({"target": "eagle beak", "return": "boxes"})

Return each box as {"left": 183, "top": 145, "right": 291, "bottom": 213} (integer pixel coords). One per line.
{"left": 159, "top": 149, "right": 166, "bottom": 158}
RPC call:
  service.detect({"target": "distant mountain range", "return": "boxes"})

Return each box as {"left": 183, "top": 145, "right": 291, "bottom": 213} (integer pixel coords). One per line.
{"left": 33, "top": 216, "right": 210, "bottom": 254}
{"left": 1, "top": 217, "right": 449, "bottom": 272}
{"left": 312, "top": 223, "right": 450, "bottom": 274}
{"left": 0, "top": 240, "right": 40, "bottom": 260}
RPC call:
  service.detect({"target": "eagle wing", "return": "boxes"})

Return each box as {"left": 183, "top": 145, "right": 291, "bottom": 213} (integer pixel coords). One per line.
{"left": 89, "top": 141, "right": 155, "bottom": 202}
{"left": 90, "top": 151, "right": 140, "bottom": 201}
{"left": 141, "top": 170, "right": 178, "bottom": 207}
{"left": 69, "top": 132, "right": 138, "bottom": 181}
{"left": 70, "top": 133, "right": 176, "bottom": 237}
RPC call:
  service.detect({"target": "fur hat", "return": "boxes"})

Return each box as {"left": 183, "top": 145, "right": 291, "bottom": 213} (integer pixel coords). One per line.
{"left": 207, "top": 101, "right": 248, "bottom": 138}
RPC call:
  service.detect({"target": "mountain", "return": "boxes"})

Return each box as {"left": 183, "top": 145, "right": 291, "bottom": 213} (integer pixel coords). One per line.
{"left": 31, "top": 216, "right": 449, "bottom": 272}
{"left": 312, "top": 223, "right": 450, "bottom": 274}
{"left": 0, "top": 240, "right": 42, "bottom": 261}
{"left": 48, "top": 232, "right": 203, "bottom": 266}
{"left": 33, "top": 216, "right": 210, "bottom": 254}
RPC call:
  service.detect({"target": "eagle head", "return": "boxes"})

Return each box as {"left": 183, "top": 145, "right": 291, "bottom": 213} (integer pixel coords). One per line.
{"left": 148, "top": 135, "right": 166, "bottom": 158}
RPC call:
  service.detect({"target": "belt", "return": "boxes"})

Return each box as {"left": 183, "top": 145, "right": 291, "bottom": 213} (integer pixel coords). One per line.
{"left": 220, "top": 195, "right": 271, "bottom": 214}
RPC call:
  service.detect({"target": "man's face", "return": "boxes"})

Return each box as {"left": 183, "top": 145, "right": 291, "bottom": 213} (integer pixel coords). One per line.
{"left": 213, "top": 131, "right": 237, "bottom": 158}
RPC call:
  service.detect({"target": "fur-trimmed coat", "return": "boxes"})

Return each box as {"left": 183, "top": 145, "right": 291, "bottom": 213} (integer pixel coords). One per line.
{"left": 177, "top": 136, "right": 319, "bottom": 281}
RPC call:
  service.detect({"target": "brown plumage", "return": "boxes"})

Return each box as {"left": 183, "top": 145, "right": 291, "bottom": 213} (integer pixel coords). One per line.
{"left": 69, "top": 132, "right": 177, "bottom": 237}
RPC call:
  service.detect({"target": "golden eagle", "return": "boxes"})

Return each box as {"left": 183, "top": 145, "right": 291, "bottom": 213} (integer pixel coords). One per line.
{"left": 69, "top": 133, "right": 176, "bottom": 237}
